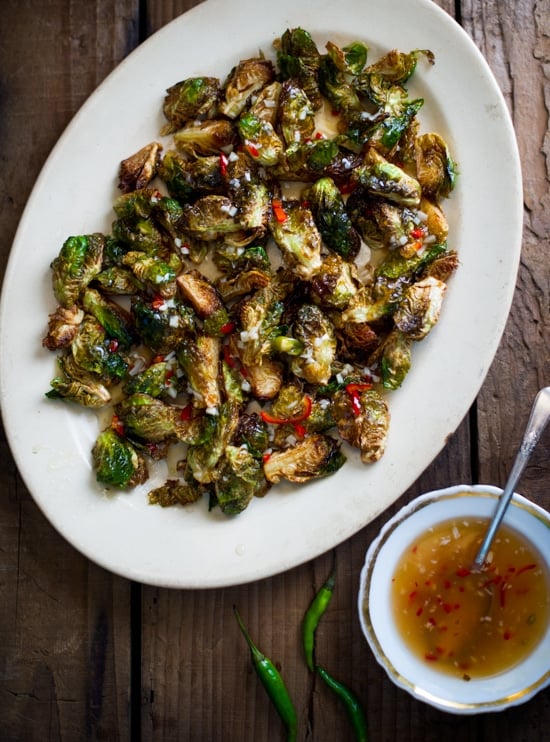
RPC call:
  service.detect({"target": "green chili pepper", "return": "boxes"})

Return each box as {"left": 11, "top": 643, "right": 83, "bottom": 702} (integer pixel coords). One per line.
{"left": 317, "top": 664, "right": 368, "bottom": 742}
{"left": 302, "top": 563, "right": 336, "bottom": 671}
{"left": 234, "top": 606, "right": 298, "bottom": 742}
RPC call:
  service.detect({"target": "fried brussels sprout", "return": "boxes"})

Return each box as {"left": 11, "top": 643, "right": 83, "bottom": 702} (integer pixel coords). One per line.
{"left": 333, "top": 387, "right": 389, "bottom": 463}
{"left": 236, "top": 283, "right": 286, "bottom": 366}
{"left": 379, "top": 329, "right": 412, "bottom": 389}
{"left": 219, "top": 57, "right": 275, "bottom": 119}
{"left": 123, "top": 359, "right": 177, "bottom": 399}
{"left": 121, "top": 252, "right": 178, "bottom": 299}
{"left": 45, "top": 366, "right": 111, "bottom": 408}
{"left": 241, "top": 357, "right": 284, "bottom": 400}
{"left": 318, "top": 55, "right": 362, "bottom": 116}
{"left": 326, "top": 40, "right": 368, "bottom": 76}
{"left": 215, "top": 445, "right": 267, "bottom": 514}
{"left": 116, "top": 393, "right": 198, "bottom": 444}
{"left": 118, "top": 142, "right": 162, "bottom": 193}
{"left": 186, "top": 401, "right": 241, "bottom": 484}
{"left": 289, "top": 305, "right": 337, "bottom": 385}
{"left": 415, "top": 132, "right": 457, "bottom": 199}
{"left": 176, "top": 335, "right": 221, "bottom": 411}
{"left": 51, "top": 233, "right": 104, "bottom": 308}
{"left": 162, "top": 76, "right": 221, "bottom": 133}
{"left": 278, "top": 79, "right": 316, "bottom": 146}
{"left": 81, "top": 288, "right": 135, "bottom": 348}
{"left": 173, "top": 119, "right": 237, "bottom": 156}
{"left": 179, "top": 195, "right": 243, "bottom": 241}
{"left": 309, "top": 253, "right": 358, "bottom": 310}
{"left": 148, "top": 479, "right": 204, "bottom": 507}
{"left": 238, "top": 112, "right": 284, "bottom": 166}
{"left": 92, "top": 427, "right": 148, "bottom": 488}
{"left": 393, "top": 276, "right": 447, "bottom": 340}
{"left": 93, "top": 266, "right": 144, "bottom": 295}
{"left": 263, "top": 433, "right": 345, "bottom": 484}
{"left": 277, "top": 27, "right": 322, "bottom": 109}
{"left": 280, "top": 139, "right": 361, "bottom": 182}
{"left": 70, "top": 314, "right": 129, "bottom": 383}
{"left": 42, "top": 304, "right": 84, "bottom": 350}
{"left": 176, "top": 270, "right": 229, "bottom": 336}
{"left": 363, "top": 48, "right": 434, "bottom": 85}
{"left": 306, "top": 177, "right": 361, "bottom": 259}
{"left": 268, "top": 201, "right": 322, "bottom": 279}
{"left": 233, "top": 412, "right": 270, "bottom": 458}
{"left": 131, "top": 296, "right": 195, "bottom": 354}
{"left": 352, "top": 148, "right": 422, "bottom": 206}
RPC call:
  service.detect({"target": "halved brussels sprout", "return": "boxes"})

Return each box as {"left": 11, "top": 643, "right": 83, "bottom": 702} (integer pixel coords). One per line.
{"left": 219, "top": 57, "right": 275, "bottom": 119}
{"left": 118, "top": 142, "right": 163, "bottom": 193}
{"left": 173, "top": 119, "right": 237, "bottom": 156}
{"left": 276, "top": 27, "right": 322, "bottom": 110}
{"left": 289, "top": 305, "right": 336, "bottom": 385}
{"left": 268, "top": 201, "right": 322, "bottom": 279}
{"left": 278, "top": 79, "right": 315, "bottom": 146}
{"left": 415, "top": 132, "right": 457, "bottom": 199}
{"left": 42, "top": 305, "right": 84, "bottom": 351}
{"left": 238, "top": 112, "right": 284, "bottom": 166}
{"left": 352, "top": 148, "right": 422, "bottom": 206}
{"left": 177, "top": 335, "right": 221, "bottom": 411}
{"left": 333, "top": 387, "right": 389, "bottom": 463}
{"left": 306, "top": 177, "right": 361, "bottom": 259}
{"left": 393, "top": 276, "right": 447, "bottom": 340}
{"left": 263, "top": 433, "right": 345, "bottom": 484}
{"left": 215, "top": 445, "right": 268, "bottom": 514}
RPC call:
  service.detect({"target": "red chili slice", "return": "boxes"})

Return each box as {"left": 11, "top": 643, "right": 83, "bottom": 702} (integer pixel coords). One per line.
{"left": 260, "top": 395, "right": 313, "bottom": 426}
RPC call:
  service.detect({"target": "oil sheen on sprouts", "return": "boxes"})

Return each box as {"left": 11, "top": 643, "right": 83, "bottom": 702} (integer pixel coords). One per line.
{"left": 391, "top": 516, "right": 550, "bottom": 679}
{"left": 43, "top": 28, "right": 458, "bottom": 515}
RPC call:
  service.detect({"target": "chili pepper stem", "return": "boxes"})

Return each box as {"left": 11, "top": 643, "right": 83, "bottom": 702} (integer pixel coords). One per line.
{"left": 233, "top": 606, "right": 298, "bottom": 742}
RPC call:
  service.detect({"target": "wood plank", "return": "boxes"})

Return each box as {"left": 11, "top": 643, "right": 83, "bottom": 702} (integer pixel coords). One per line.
{"left": 462, "top": 0, "right": 550, "bottom": 739}
{"left": 0, "top": 1, "right": 140, "bottom": 738}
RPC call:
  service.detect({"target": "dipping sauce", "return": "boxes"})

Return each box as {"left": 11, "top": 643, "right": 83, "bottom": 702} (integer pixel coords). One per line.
{"left": 391, "top": 517, "right": 550, "bottom": 679}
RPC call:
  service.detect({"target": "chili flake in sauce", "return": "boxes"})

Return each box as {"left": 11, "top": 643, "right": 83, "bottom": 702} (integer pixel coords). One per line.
{"left": 391, "top": 517, "right": 550, "bottom": 679}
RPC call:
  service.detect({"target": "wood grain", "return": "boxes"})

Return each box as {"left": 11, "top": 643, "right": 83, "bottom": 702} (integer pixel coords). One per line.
{"left": 0, "top": 1, "right": 548, "bottom": 740}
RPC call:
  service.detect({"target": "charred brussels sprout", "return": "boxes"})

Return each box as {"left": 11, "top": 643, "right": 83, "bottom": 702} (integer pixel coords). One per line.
{"left": 70, "top": 314, "right": 129, "bottom": 383}
{"left": 51, "top": 233, "right": 104, "bottom": 308}
{"left": 334, "top": 387, "right": 390, "bottom": 463}
{"left": 118, "top": 142, "right": 162, "bottom": 193}
{"left": 289, "top": 305, "right": 336, "bottom": 385}
{"left": 82, "top": 288, "right": 135, "bottom": 348}
{"left": 325, "top": 40, "right": 368, "bottom": 76}
{"left": 352, "top": 149, "right": 421, "bottom": 206}
{"left": 238, "top": 112, "right": 284, "bottom": 166}
{"left": 116, "top": 393, "right": 197, "bottom": 444}
{"left": 148, "top": 479, "right": 203, "bottom": 507}
{"left": 215, "top": 445, "right": 267, "bottom": 514}
{"left": 186, "top": 401, "right": 241, "bottom": 484}
{"left": 42, "top": 305, "right": 84, "bottom": 351}
{"left": 176, "top": 335, "right": 221, "bottom": 411}
{"left": 46, "top": 362, "right": 111, "bottom": 408}
{"left": 263, "top": 433, "right": 345, "bottom": 484}
{"left": 380, "top": 330, "right": 412, "bottom": 389}
{"left": 173, "top": 120, "right": 237, "bottom": 157}
{"left": 278, "top": 79, "right": 315, "bottom": 146}
{"left": 162, "top": 76, "right": 221, "bottom": 133}
{"left": 415, "top": 133, "right": 457, "bottom": 199}
{"left": 219, "top": 57, "right": 275, "bottom": 119}
{"left": 393, "top": 276, "right": 447, "bottom": 340}
{"left": 309, "top": 254, "right": 358, "bottom": 310}
{"left": 234, "top": 413, "right": 270, "bottom": 458}
{"left": 318, "top": 55, "right": 362, "bottom": 116}
{"left": 268, "top": 201, "right": 322, "bottom": 279}
{"left": 131, "top": 296, "right": 195, "bottom": 354}
{"left": 277, "top": 27, "right": 322, "bottom": 110}
{"left": 92, "top": 428, "right": 148, "bottom": 488}
{"left": 306, "top": 177, "right": 361, "bottom": 259}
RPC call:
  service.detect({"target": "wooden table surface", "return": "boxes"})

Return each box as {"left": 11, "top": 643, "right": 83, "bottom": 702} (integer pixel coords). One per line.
{"left": 1, "top": 1, "right": 548, "bottom": 740}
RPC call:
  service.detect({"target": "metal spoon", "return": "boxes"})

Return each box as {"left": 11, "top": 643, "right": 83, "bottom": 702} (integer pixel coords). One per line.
{"left": 472, "top": 386, "right": 550, "bottom": 570}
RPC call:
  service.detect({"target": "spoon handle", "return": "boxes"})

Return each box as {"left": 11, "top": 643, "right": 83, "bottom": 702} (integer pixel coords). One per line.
{"left": 473, "top": 386, "right": 550, "bottom": 569}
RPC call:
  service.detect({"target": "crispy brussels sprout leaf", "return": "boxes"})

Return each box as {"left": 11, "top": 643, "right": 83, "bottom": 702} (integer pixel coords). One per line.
{"left": 148, "top": 479, "right": 203, "bottom": 507}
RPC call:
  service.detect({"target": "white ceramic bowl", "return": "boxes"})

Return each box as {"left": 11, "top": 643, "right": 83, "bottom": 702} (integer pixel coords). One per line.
{"left": 358, "top": 484, "right": 550, "bottom": 714}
